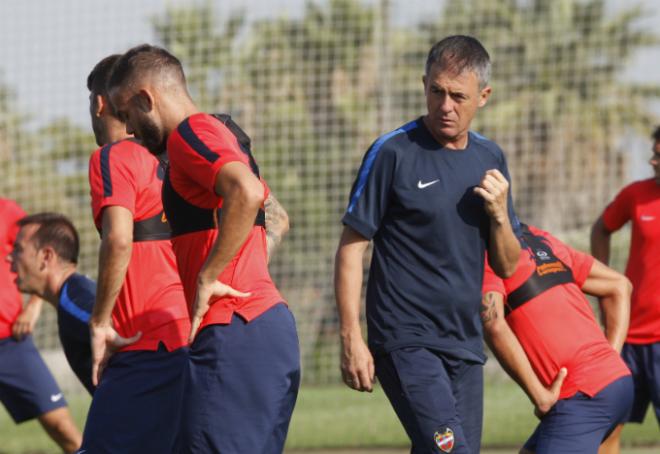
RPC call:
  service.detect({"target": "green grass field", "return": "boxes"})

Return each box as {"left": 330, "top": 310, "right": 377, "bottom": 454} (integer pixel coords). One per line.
{"left": 1, "top": 381, "right": 657, "bottom": 453}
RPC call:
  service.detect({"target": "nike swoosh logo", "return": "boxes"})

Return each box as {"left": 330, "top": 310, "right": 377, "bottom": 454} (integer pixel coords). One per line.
{"left": 417, "top": 179, "right": 439, "bottom": 189}
{"left": 50, "top": 393, "right": 63, "bottom": 402}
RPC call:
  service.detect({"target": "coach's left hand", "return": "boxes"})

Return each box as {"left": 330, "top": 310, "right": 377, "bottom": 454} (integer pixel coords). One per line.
{"left": 189, "top": 279, "right": 251, "bottom": 343}
{"left": 474, "top": 169, "right": 510, "bottom": 224}
{"left": 90, "top": 323, "right": 142, "bottom": 386}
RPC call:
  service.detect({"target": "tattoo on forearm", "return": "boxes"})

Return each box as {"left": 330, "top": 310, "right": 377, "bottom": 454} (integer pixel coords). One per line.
{"left": 264, "top": 194, "right": 286, "bottom": 258}
{"left": 480, "top": 293, "right": 498, "bottom": 324}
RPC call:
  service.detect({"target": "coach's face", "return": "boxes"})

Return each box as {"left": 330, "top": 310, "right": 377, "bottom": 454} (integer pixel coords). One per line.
{"left": 7, "top": 224, "right": 44, "bottom": 294}
{"left": 423, "top": 64, "right": 491, "bottom": 150}
{"left": 110, "top": 87, "right": 167, "bottom": 155}
{"left": 651, "top": 140, "right": 660, "bottom": 185}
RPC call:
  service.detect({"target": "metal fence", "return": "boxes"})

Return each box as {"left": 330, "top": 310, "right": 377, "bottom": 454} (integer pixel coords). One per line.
{"left": 0, "top": 0, "right": 657, "bottom": 390}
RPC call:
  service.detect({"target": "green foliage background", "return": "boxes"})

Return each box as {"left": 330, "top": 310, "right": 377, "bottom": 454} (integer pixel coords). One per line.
{"left": 0, "top": 0, "right": 657, "bottom": 385}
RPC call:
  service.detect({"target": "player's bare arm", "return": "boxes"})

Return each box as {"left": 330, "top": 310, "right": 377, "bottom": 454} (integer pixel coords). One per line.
{"left": 264, "top": 192, "right": 290, "bottom": 262}
{"left": 474, "top": 169, "right": 520, "bottom": 277}
{"left": 590, "top": 215, "right": 612, "bottom": 264}
{"left": 580, "top": 259, "right": 631, "bottom": 352}
{"left": 334, "top": 225, "right": 375, "bottom": 392}
{"left": 11, "top": 295, "right": 43, "bottom": 340}
{"left": 482, "top": 291, "right": 567, "bottom": 417}
{"left": 189, "top": 161, "right": 259, "bottom": 341}
{"left": 90, "top": 206, "right": 142, "bottom": 386}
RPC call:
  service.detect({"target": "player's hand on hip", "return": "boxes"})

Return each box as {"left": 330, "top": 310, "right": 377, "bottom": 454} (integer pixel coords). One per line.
{"left": 340, "top": 333, "right": 375, "bottom": 392}
{"left": 90, "top": 323, "right": 142, "bottom": 386}
{"left": 474, "top": 169, "right": 510, "bottom": 224}
{"left": 189, "top": 280, "right": 251, "bottom": 343}
{"left": 11, "top": 306, "right": 39, "bottom": 341}
{"left": 534, "top": 367, "right": 568, "bottom": 418}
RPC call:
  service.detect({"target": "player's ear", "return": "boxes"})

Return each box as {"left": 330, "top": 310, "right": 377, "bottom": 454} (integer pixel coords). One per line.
{"left": 478, "top": 86, "right": 492, "bottom": 108}
{"left": 39, "top": 246, "right": 54, "bottom": 269}
{"left": 94, "top": 95, "right": 105, "bottom": 117}
{"left": 135, "top": 89, "right": 154, "bottom": 113}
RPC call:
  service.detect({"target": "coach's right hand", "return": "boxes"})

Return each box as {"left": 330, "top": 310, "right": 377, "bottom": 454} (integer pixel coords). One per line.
{"left": 340, "top": 333, "right": 375, "bottom": 392}
{"left": 90, "top": 323, "right": 142, "bottom": 386}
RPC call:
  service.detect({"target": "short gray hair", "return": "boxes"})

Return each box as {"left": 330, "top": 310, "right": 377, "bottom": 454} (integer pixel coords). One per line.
{"left": 425, "top": 35, "right": 491, "bottom": 88}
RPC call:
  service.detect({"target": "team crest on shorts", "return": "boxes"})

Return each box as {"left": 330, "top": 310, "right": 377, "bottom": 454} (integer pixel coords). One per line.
{"left": 434, "top": 427, "right": 455, "bottom": 453}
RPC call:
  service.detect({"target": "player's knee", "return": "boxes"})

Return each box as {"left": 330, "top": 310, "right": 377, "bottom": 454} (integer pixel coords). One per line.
{"left": 38, "top": 407, "right": 81, "bottom": 450}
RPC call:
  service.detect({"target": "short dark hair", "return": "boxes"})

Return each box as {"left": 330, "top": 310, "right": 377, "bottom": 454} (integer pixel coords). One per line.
{"left": 107, "top": 44, "right": 185, "bottom": 93}
{"left": 425, "top": 35, "right": 491, "bottom": 88}
{"left": 18, "top": 213, "right": 80, "bottom": 264}
{"left": 87, "top": 54, "right": 122, "bottom": 97}
{"left": 652, "top": 126, "right": 660, "bottom": 142}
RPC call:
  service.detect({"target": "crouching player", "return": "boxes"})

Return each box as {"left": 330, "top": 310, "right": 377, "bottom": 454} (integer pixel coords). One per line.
{"left": 481, "top": 223, "right": 633, "bottom": 454}
{"left": 9, "top": 212, "right": 95, "bottom": 395}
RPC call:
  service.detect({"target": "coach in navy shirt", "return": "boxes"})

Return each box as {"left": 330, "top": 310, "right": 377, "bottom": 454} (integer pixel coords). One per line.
{"left": 9, "top": 213, "right": 95, "bottom": 394}
{"left": 335, "top": 35, "right": 521, "bottom": 454}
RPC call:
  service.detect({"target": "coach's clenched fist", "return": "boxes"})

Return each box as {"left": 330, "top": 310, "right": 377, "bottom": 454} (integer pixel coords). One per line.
{"left": 474, "top": 169, "right": 510, "bottom": 224}
{"left": 474, "top": 169, "right": 520, "bottom": 278}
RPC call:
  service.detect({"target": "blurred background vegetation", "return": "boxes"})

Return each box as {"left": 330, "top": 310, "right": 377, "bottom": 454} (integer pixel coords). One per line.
{"left": 0, "top": 0, "right": 658, "bottom": 451}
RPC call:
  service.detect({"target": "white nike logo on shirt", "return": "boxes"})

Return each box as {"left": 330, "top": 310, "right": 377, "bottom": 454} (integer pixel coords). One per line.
{"left": 50, "top": 393, "right": 63, "bottom": 402}
{"left": 640, "top": 215, "right": 655, "bottom": 221}
{"left": 417, "top": 179, "right": 439, "bottom": 189}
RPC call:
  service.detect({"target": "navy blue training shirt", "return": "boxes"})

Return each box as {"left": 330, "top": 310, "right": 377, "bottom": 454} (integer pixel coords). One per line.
{"left": 343, "top": 118, "right": 521, "bottom": 363}
{"left": 57, "top": 272, "right": 95, "bottom": 394}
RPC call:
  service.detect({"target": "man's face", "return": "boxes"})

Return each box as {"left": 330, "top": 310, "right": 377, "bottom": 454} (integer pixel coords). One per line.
{"left": 7, "top": 224, "right": 44, "bottom": 294}
{"left": 423, "top": 64, "right": 491, "bottom": 149}
{"left": 650, "top": 140, "right": 660, "bottom": 184}
{"left": 110, "top": 87, "right": 167, "bottom": 155}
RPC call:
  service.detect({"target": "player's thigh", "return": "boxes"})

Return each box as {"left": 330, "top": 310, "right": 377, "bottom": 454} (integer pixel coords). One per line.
{"left": 525, "top": 399, "right": 604, "bottom": 454}
{"left": 526, "top": 376, "right": 633, "bottom": 454}
{"left": 622, "top": 343, "right": 652, "bottom": 423}
{"left": 181, "top": 304, "right": 300, "bottom": 453}
{"left": 647, "top": 342, "right": 660, "bottom": 424}
{"left": 81, "top": 346, "right": 187, "bottom": 453}
{"left": 375, "top": 347, "right": 473, "bottom": 454}
{"left": 0, "top": 336, "right": 66, "bottom": 423}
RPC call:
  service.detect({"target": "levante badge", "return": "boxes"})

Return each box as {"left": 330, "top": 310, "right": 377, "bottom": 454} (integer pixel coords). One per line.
{"left": 434, "top": 427, "right": 455, "bottom": 453}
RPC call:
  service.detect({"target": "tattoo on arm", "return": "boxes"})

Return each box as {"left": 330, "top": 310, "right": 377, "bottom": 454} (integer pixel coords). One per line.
{"left": 264, "top": 193, "right": 288, "bottom": 261}
{"left": 480, "top": 292, "right": 498, "bottom": 324}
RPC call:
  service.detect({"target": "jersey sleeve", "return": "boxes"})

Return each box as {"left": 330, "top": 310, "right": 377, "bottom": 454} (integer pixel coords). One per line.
{"left": 88, "top": 143, "right": 138, "bottom": 227}
{"left": 172, "top": 116, "right": 250, "bottom": 195}
{"left": 601, "top": 184, "right": 635, "bottom": 232}
{"left": 563, "top": 245, "right": 595, "bottom": 287}
{"left": 341, "top": 142, "right": 397, "bottom": 240}
{"left": 543, "top": 230, "right": 595, "bottom": 287}
{"left": 482, "top": 255, "right": 506, "bottom": 295}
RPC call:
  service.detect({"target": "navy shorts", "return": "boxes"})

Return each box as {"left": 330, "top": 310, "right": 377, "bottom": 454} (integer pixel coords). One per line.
{"left": 179, "top": 303, "right": 301, "bottom": 454}
{"left": 375, "top": 347, "right": 484, "bottom": 454}
{"left": 0, "top": 335, "right": 67, "bottom": 423}
{"left": 622, "top": 342, "right": 660, "bottom": 424}
{"left": 524, "top": 375, "right": 633, "bottom": 454}
{"left": 79, "top": 343, "right": 188, "bottom": 454}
